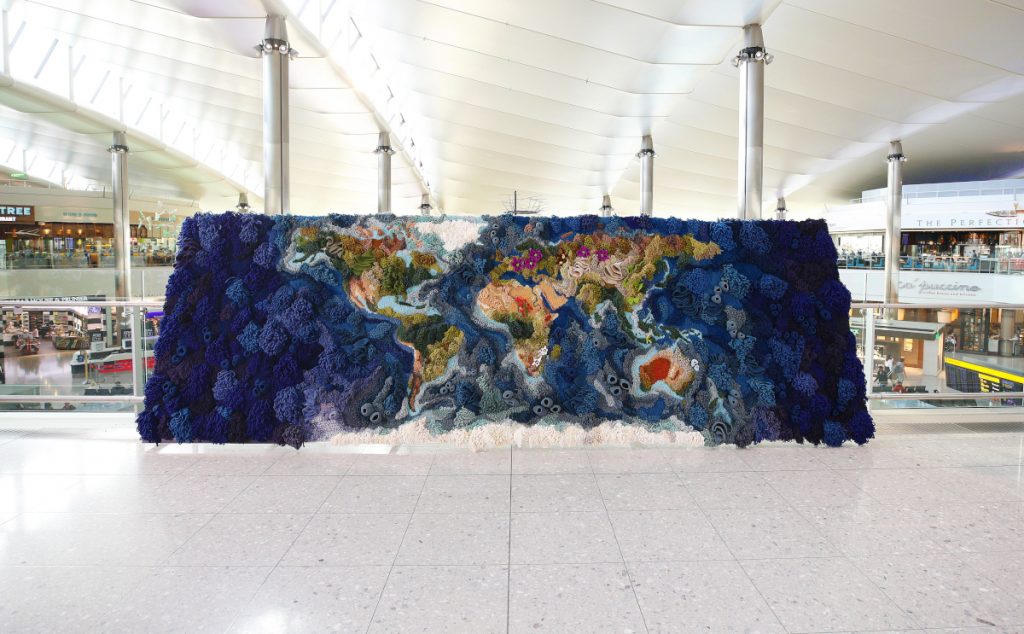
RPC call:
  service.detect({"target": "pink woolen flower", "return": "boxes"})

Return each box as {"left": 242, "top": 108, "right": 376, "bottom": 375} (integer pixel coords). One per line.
{"left": 528, "top": 249, "right": 542, "bottom": 262}
{"left": 596, "top": 249, "right": 609, "bottom": 262}
{"left": 576, "top": 246, "right": 591, "bottom": 258}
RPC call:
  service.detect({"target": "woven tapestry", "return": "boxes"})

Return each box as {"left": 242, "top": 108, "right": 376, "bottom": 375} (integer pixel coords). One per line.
{"left": 137, "top": 213, "right": 873, "bottom": 448}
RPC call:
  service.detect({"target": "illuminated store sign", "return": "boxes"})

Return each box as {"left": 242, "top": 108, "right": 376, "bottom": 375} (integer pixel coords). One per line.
{"left": 826, "top": 204, "right": 1024, "bottom": 233}
{"left": 910, "top": 209, "right": 1023, "bottom": 229}
{"left": 0, "top": 205, "right": 34, "bottom": 223}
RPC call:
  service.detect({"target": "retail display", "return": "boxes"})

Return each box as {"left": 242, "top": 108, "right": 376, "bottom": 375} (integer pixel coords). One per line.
{"left": 137, "top": 213, "right": 873, "bottom": 448}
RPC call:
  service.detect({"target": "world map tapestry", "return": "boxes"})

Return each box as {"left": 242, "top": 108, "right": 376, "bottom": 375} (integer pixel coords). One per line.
{"left": 137, "top": 213, "right": 873, "bottom": 449}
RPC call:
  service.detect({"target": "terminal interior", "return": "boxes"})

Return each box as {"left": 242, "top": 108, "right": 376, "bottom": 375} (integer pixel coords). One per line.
{"left": 1, "top": 1, "right": 1023, "bottom": 632}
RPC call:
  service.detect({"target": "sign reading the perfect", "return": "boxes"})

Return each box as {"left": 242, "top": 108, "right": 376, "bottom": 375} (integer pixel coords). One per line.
{"left": 0, "top": 205, "right": 34, "bottom": 223}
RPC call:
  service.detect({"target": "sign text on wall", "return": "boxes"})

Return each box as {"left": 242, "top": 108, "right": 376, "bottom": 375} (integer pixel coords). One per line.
{"left": 0, "top": 205, "right": 35, "bottom": 223}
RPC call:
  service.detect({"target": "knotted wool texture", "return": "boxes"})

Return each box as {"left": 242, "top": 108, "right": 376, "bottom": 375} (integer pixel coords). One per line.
{"left": 137, "top": 213, "right": 873, "bottom": 448}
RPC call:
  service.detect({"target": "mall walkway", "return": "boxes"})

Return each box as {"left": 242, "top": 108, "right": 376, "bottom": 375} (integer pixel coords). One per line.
{"left": 0, "top": 421, "right": 1022, "bottom": 633}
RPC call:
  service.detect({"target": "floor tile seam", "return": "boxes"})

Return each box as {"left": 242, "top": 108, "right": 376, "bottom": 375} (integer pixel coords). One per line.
{"left": 222, "top": 471, "right": 346, "bottom": 632}
{"left": 818, "top": 467, "right": 899, "bottom": 503}
{"left": 506, "top": 442, "right": 512, "bottom": 634}
{"left": 832, "top": 553, "right": 929, "bottom": 631}
{"left": 220, "top": 565, "right": 277, "bottom": 634}
{"left": 364, "top": 458, "right": 433, "bottom": 634}
{"left": 759, "top": 472, "right": 887, "bottom": 516}
{"left": 152, "top": 469, "right": 265, "bottom": 566}
{"left": 734, "top": 556, "right": 924, "bottom": 633}
{"left": 670, "top": 468, "right": 789, "bottom": 634}
{"left": 591, "top": 469, "right": 650, "bottom": 634}
{"left": 825, "top": 460, "right": 1024, "bottom": 470}
{"left": 852, "top": 549, "right": 1023, "bottom": 608}
{"left": 508, "top": 557, "right": 628, "bottom": 566}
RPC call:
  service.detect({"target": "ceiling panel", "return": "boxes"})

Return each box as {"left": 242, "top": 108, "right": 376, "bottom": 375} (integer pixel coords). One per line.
{"left": 0, "top": 0, "right": 1021, "bottom": 218}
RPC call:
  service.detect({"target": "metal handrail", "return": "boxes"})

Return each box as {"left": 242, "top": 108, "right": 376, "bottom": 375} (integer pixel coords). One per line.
{"left": 0, "top": 395, "right": 143, "bottom": 403}
{"left": 868, "top": 392, "right": 1024, "bottom": 400}
{"left": 0, "top": 299, "right": 164, "bottom": 309}
{"left": 851, "top": 302, "right": 1024, "bottom": 309}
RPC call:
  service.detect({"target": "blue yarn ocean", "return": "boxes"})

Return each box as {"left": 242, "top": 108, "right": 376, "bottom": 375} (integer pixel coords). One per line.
{"left": 137, "top": 213, "right": 873, "bottom": 448}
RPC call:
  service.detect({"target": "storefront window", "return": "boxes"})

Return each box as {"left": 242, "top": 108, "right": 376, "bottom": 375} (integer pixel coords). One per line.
{"left": 2, "top": 219, "right": 179, "bottom": 269}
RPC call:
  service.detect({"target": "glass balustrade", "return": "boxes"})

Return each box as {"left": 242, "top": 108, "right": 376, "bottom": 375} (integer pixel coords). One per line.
{"left": 850, "top": 302, "right": 1024, "bottom": 413}
{"left": 838, "top": 254, "right": 1024, "bottom": 274}
{"left": 2, "top": 297, "right": 1020, "bottom": 421}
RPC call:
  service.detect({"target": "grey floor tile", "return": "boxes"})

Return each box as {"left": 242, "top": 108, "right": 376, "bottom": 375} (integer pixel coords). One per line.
{"left": 230, "top": 566, "right": 390, "bottom": 633}
{"left": 165, "top": 513, "right": 309, "bottom": 566}
{"left": 511, "top": 511, "right": 622, "bottom": 565}
{"left": 705, "top": 506, "right": 837, "bottom": 559}
{"left": 416, "top": 475, "right": 511, "bottom": 513}
{"left": 655, "top": 447, "right": 752, "bottom": 472}
{"left": 0, "top": 565, "right": 271, "bottom": 633}
{"left": 742, "top": 557, "right": 920, "bottom": 633}
{"left": 509, "top": 563, "right": 646, "bottom": 633}
{"left": 1, "top": 512, "right": 211, "bottom": 566}
{"left": 223, "top": 475, "right": 340, "bottom": 514}
{"left": 608, "top": 509, "right": 733, "bottom": 562}
{"left": 512, "top": 474, "right": 604, "bottom": 513}
{"left": 347, "top": 453, "right": 434, "bottom": 476}
{"left": 628, "top": 560, "right": 785, "bottom": 633}
{"left": 681, "top": 471, "right": 790, "bottom": 511}
{"left": 321, "top": 475, "right": 425, "bottom": 514}
{"left": 369, "top": 565, "right": 507, "bottom": 633}
{"left": 396, "top": 512, "right": 509, "bottom": 565}
{"left": 264, "top": 452, "right": 358, "bottom": 476}
{"left": 282, "top": 513, "right": 409, "bottom": 566}
{"left": 596, "top": 473, "right": 696, "bottom": 511}
{"left": 512, "top": 448, "right": 592, "bottom": 474}
{"left": 851, "top": 553, "right": 1024, "bottom": 629}
{"left": 428, "top": 449, "right": 511, "bottom": 475}
{"left": 587, "top": 448, "right": 672, "bottom": 473}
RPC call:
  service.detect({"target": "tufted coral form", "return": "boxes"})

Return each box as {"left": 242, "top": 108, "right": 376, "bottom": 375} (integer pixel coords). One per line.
{"left": 137, "top": 213, "right": 872, "bottom": 448}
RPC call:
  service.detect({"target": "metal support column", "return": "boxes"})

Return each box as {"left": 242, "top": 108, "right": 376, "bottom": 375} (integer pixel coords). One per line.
{"left": 419, "top": 193, "right": 432, "bottom": 216}
{"left": 775, "top": 197, "right": 787, "bottom": 220}
{"left": 375, "top": 131, "right": 395, "bottom": 214}
{"left": 638, "top": 135, "right": 654, "bottom": 216}
{"left": 109, "top": 132, "right": 131, "bottom": 301}
{"left": 600, "top": 194, "right": 613, "bottom": 217}
{"left": 884, "top": 140, "right": 906, "bottom": 306}
{"left": 108, "top": 131, "right": 144, "bottom": 405}
{"left": 259, "top": 16, "right": 294, "bottom": 216}
{"left": 734, "top": 24, "right": 771, "bottom": 220}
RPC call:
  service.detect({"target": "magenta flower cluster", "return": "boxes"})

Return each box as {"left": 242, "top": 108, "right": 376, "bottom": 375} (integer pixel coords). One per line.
{"left": 510, "top": 248, "right": 543, "bottom": 272}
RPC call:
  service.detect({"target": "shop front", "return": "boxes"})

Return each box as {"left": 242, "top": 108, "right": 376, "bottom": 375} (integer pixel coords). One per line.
{"left": 826, "top": 181, "right": 1024, "bottom": 275}
{"left": 2, "top": 203, "right": 184, "bottom": 269}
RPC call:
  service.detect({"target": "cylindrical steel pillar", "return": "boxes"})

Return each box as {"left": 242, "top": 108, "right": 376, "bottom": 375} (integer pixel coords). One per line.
{"left": 375, "top": 131, "right": 395, "bottom": 214}
{"left": 638, "top": 135, "right": 654, "bottom": 216}
{"left": 775, "top": 196, "right": 786, "bottom": 220}
{"left": 109, "top": 131, "right": 131, "bottom": 301}
{"left": 600, "top": 194, "right": 614, "bottom": 217}
{"left": 260, "top": 15, "right": 294, "bottom": 216}
{"left": 419, "top": 193, "right": 432, "bottom": 216}
{"left": 735, "top": 24, "right": 771, "bottom": 220}
{"left": 884, "top": 140, "right": 906, "bottom": 306}
{"left": 108, "top": 131, "right": 145, "bottom": 405}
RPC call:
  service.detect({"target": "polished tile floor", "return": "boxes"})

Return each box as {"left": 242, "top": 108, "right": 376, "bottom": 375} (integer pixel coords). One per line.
{"left": 0, "top": 422, "right": 1022, "bottom": 633}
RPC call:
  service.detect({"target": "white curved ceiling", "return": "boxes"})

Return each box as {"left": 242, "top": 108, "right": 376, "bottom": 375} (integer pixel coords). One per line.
{"left": 2, "top": 0, "right": 1023, "bottom": 216}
